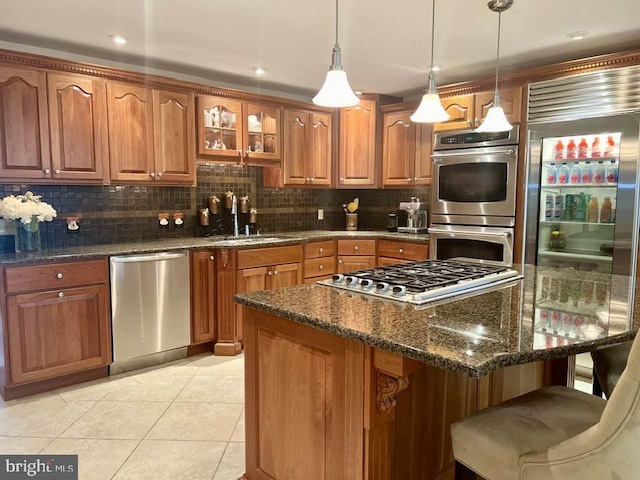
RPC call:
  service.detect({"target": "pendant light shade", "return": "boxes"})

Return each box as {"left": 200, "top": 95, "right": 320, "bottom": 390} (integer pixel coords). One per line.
{"left": 477, "top": 0, "right": 514, "bottom": 132}
{"left": 312, "top": 0, "right": 359, "bottom": 108}
{"left": 410, "top": 0, "right": 449, "bottom": 124}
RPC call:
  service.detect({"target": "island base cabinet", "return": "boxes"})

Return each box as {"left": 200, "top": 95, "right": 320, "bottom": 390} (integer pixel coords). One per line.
{"left": 243, "top": 308, "right": 364, "bottom": 480}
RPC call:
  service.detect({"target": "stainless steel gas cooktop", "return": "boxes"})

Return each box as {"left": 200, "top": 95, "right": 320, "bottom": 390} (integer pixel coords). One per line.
{"left": 318, "top": 259, "right": 522, "bottom": 305}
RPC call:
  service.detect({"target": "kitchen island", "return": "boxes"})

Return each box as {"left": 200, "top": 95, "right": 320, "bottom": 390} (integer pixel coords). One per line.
{"left": 235, "top": 265, "right": 637, "bottom": 480}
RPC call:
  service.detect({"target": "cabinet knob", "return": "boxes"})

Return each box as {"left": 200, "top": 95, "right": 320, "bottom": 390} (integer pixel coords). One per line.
{"left": 274, "top": 270, "right": 279, "bottom": 275}
{"left": 157, "top": 172, "right": 163, "bottom": 178}
{"left": 319, "top": 247, "right": 324, "bottom": 254}
{"left": 209, "top": 255, "right": 215, "bottom": 261}
{"left": 340, "top": 178, "right": 344, "bottom": 183}
{"left": 54, "top": 169, "right": 61, "bottom": 175}
{"left": 58, "top": 292, "right": 64, "bottom": 298}
{"left": 268, "top": 271, "right": 273, "bottom": 276}
{"left": 407, "top": 178, "right": 412, "bottom": 182}
{"left": 338, "top": 259, "right": 343, "bottom": 264}
{"left": 399, "top": 248, "right": 404, "bottom": 254}
{"left": 413, "top": 177, "right": 418, "bottom": 183}
{"left": 150, "top": 172, "right": 156, "bottom": 178}
{"left": 305, "top": 178, "right": 310, "bottom": 183}
{"left": 310, "top": 178, "right": 314, "bottom": 183}
{"left": 354, "top": 245, "right": 359, "bottom": 251}
{"left": 43, "top": 168, "right": 51, "bottom": 174}
{"left": 56, "top": 272, "right": 63, "bottom": 279}
{"left": 319, "top": 265, "right": 324, "bottom": 271}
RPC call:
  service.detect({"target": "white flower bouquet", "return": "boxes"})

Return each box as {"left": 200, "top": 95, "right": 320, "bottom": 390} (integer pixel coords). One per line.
{"left": 0, "top": 191, "right": 57, "bottom": 224}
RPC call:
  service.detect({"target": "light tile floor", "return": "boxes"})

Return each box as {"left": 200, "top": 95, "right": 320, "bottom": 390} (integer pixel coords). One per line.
{"left": 0, "top": 353, "right": 246, "bottom": 480}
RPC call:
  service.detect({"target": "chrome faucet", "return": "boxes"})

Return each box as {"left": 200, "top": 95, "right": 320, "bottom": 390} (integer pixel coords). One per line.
{"left": 231, "top": 195, "right": 239, "bottom": 237}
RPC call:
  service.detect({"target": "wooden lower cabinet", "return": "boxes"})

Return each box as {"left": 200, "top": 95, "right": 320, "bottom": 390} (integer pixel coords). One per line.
{"left": 6, "top": 284, "right": 111, "bottom": 385}
{"left": 190, "top": 250, "right": 216, "bottom": 344}
{"left": 377, "top": 256, "right": 412, "bottom": 267}
{"left": 338, "top": 255, "right": 376, "bottom": 273}
{"left": 242, "top": 309, "right": 552, "bottom": 480}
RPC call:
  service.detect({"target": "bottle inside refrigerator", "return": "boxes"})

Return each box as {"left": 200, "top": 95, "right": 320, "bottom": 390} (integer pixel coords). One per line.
{"left": 535, "top": 132, "right": 622, "bottom": 273}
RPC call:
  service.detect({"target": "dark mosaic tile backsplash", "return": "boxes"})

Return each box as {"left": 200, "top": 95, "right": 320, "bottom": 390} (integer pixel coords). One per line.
{"left": 0, "top": 164, "right": 429, "bottom": 251}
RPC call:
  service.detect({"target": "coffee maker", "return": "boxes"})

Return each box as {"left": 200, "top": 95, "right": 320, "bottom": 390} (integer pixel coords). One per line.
{"left": 398, "top": 197, "right": 429, "bottom": 234}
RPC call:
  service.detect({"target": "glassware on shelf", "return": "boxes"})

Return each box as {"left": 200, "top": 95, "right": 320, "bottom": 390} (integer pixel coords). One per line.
{"left": 558, "top": 163, "right": 570, "bottom": 184}
{"left": 566, "top": 139, "right": 577, "bottom": 159}
{"left": 578, "top": 138, "right": 589, "bottom": 158}
{"left": 581, "top": 161, "right": 593, "bottom": 183}
{"left": 548, "top": 227, "right": 566, "bottom": 251}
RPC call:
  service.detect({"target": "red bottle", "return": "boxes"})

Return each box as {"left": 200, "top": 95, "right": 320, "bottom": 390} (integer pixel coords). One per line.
{"left": 578, "top": 138, "right": 589, "bottom": 158}
{"left": 566, "top": 139, "right": 577, "bottom": 159}
{"left": 591, "top": 137, "right": 601, "bottom": 158}
{"left": 604, "top": 136, "right": 616, "bottom": 157}
{"left": 554, "top": 140, "right": 565, "bottom": 160}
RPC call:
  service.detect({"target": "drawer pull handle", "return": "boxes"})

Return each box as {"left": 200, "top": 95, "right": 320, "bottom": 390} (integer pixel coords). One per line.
{"left": 399, "top": 248, "right": 404, "bottom": 254}
{"left": 319, "top": 247, "right": 323, "bottom": 254}
{"left": 58, "top": 292, "right": 64, "bottom": 298}
{"left": 319, "top": 265, "right": 324, "bottom": 270}
{"left": 354, "top": 245, "right": 359, "bottom": 251}
{"left": 56, "top": 273, "right": 63, "bottom": 279}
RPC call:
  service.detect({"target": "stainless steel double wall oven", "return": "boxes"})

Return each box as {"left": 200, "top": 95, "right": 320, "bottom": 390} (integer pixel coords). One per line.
{"left": 429, "top": 126, "right": 519, "bottom": 265}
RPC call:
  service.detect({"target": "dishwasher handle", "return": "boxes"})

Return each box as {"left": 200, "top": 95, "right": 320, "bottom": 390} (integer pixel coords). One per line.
{"left": 110, "top": 252, "right": 188, "bottom": 263}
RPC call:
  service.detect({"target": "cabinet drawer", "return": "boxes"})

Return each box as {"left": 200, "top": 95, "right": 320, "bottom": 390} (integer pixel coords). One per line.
{"left": 377, "top": 240, "right": 429, "bottom": 261}
{"left": 337, "top": 239, "right": 376, "bottom": 256}
{"left": 4, "top": 259, "right": 109, "bottom": 294}
{"left": 305, "top": 275, "right": 333, "bottom": 285}
{"left": 237, "top": 245, "right": 303, "bottom": 269}
{"left": 305, "top": 240, "right": 336, "bottom": 259}
{"left": 305, "top": 257, "right": 336, "bottom": 278}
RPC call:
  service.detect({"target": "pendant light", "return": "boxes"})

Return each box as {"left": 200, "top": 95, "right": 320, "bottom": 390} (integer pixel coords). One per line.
{"left": 476, "top": 0, "right": 514, "bottom": 132}
{"left": 312, "top": 0, "right": 359, "bottom": 108}
{"left": 410, "top": 0, "right": 449, "bottom": 123}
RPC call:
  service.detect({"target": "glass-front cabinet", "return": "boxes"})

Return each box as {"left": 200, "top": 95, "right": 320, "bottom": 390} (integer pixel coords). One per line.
{"left": 197, "top": 96, "right": 281, "bottom": 164}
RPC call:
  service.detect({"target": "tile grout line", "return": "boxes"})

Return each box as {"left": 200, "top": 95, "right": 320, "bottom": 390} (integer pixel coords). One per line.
{"left": 108, "top": 439, "right": 142, "bottom": 480}
{"left": 210, "top": 441, "right": 231, "bottom": 480}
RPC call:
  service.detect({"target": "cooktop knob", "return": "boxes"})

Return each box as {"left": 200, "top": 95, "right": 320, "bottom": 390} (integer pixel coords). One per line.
{"left": 332, "top": 274, "right": 345, "bottom": 284}
{"left": 345, "top": 276, "right": 359, "bottom": 286}
{"left": 376, "top": 282, "right": 390, "bottom": 294}
{"left": 360, "top": 279, "right": 374, "bottom": 290}
{"left": 391, "top": 285, "right": 407, "bottom": 297}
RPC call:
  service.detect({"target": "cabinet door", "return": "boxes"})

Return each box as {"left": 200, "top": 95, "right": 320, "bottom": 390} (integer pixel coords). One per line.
{"left": 7, "top": 285, "right": 111, "bottom": 385}
{"left": 338, "top": 255, "right": 376, "bottom": 274}
{"left": 107, "top": 83, "right": 155, "bottom": 182}
{"left": 0, "top": 66, "right": 51, "bottom": 180}
{"left": 245, "top": 103, "right": 281, "bottom": 163}
{"left": 270, "top": 262, "right": 302, "bottom": 289}
{"left": 236, "top": 266, "right": 269, "bottom": 343}
{"left": 434, "top": 95, "right": 474, "bottom": 132}
{"left": 283, "top": 109, "right": 309, "bottom": 186}
{"left": 308, "top": 112, "right": 332, "bottom": 186}
{"left": 153, "top": 89, "right": 196, "bottom": 184}
{"left": 48, "top": 73, "right": 108, "bottom": 182}
{"left": 197, "top": 95, "right": 243, "bottom": 159}
{"left": 382, "top": 111, "right": 415, "bottom": 187}
{"left": 191, "top": 251, "right": 216, "bottom": 344}
{"left": 474, "top": 86, "right": 523, "bottom": 128}
{"left": 339, "top": 99, "right": 377, "bottom": 187}
{"left": 414, "top": 123, "right": 433, "bottom": 186}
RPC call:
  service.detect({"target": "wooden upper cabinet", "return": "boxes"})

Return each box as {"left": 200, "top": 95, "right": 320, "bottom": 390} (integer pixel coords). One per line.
{"left": 283, "top": 109, "right": 332, "bottom": 187}
{"left": 382, "top": 111, "right": 415, "bottom": 187}
{"left": 283, "top": 109, "right": 309, "bottom": 186}
{"left": 339, "top": 99, "right": 377, "bottom": 187}
{"left": 308, "top": 112, "right": 332, "bottom": 186}
{"left": 245, "top": 103, "right": 281, "bottom": 163}
{"left": 107, "top": 82, "right": 155, "bottom": 182}
{"left": 415, "top": 123, "right": 433, "bottom": 185}
{"left": 0, "top": 66, "right": 51, "bottom": 180}
{"left": 7, "top": 284, "right": 111, "bottom": 385}
{"left": 474, "top": 86, "right": 523, "bottom": 128}
{"left": 152, "top": 90, "right": 196, "bottom": 184}
{"left": 197, "top": 95, "right": 243, "bottom": 159}
{"left": 434, "top": 94, "right": 475, "bottom": 132}
{"left": 47, "top": 73, "right": 108, "bottom": 183}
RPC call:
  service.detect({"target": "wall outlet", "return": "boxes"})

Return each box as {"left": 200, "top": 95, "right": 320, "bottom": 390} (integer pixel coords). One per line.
{"left": 317, "top": 208, "right": 324, "bottom": 220}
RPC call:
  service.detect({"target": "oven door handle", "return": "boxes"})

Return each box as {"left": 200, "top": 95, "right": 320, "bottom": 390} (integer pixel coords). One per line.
{"left": 432, "top": 148, "right": 516, "bottom": 161}
{"left": 428, "top": 227, "right": 512, "bottom": 239}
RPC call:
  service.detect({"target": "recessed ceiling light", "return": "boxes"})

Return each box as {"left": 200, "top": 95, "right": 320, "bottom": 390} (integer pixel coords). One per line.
{"left": 109, "top": 34, "right": 128, "bottom": 45}
{"left": 432, "top": 64, "right": 442, "bottom": 72}
{"left": 252, "top": 66, "right": 267, "bottom": 76}
{"left": 568, "top": 31, "right": 590, "bottom": 41}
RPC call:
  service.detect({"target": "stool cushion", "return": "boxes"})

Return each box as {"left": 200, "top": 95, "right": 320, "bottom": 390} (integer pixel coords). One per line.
{"left": 451, "top": 386, "right": 606, "bottom": 480}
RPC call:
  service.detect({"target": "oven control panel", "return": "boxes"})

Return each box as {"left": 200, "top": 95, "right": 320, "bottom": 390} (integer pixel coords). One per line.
{"left": 434, "top": 125, "right": 520, "bottom": 150}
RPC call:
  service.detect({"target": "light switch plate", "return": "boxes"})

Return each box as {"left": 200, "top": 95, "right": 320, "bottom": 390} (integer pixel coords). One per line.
{"left": 317, "top": 208, "right": 324, "bottom": 220}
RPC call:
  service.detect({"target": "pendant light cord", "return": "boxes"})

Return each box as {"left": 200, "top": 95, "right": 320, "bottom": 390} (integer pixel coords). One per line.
{"left": 494, "top": 11, "right": 502, "bottom": 95}
{"left": 335, "top": 0, "right": 339, "bottom": 47}
{"left": 430, "top": 0, "right": 436, "bottom": 70}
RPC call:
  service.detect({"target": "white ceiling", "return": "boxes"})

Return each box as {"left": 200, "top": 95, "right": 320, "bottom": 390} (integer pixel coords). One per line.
{"left": 1, "top": 0, "right": 639, "bottom": 99}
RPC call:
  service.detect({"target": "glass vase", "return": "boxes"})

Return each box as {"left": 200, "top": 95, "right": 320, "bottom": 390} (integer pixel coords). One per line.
{"left": 14, "top": 217, "right": 41, "bottom": 253}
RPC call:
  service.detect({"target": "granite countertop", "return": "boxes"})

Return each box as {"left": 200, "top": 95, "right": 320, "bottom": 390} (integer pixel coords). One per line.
{"left": 235, "top": 265, "right": 638, "bottom": 378}
{"left": 0, "top": 230, "right": 429, "bottom": 265}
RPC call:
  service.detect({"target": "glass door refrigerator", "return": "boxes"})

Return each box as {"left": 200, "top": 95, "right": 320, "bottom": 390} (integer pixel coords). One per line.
{"left": 525, "top": 115, "right": 640, "bottom": 276}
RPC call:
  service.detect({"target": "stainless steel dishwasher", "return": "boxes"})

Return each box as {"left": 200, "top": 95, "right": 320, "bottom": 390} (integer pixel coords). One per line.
{"left": 110, "top": 251, "right": 191, "bottom": 364}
